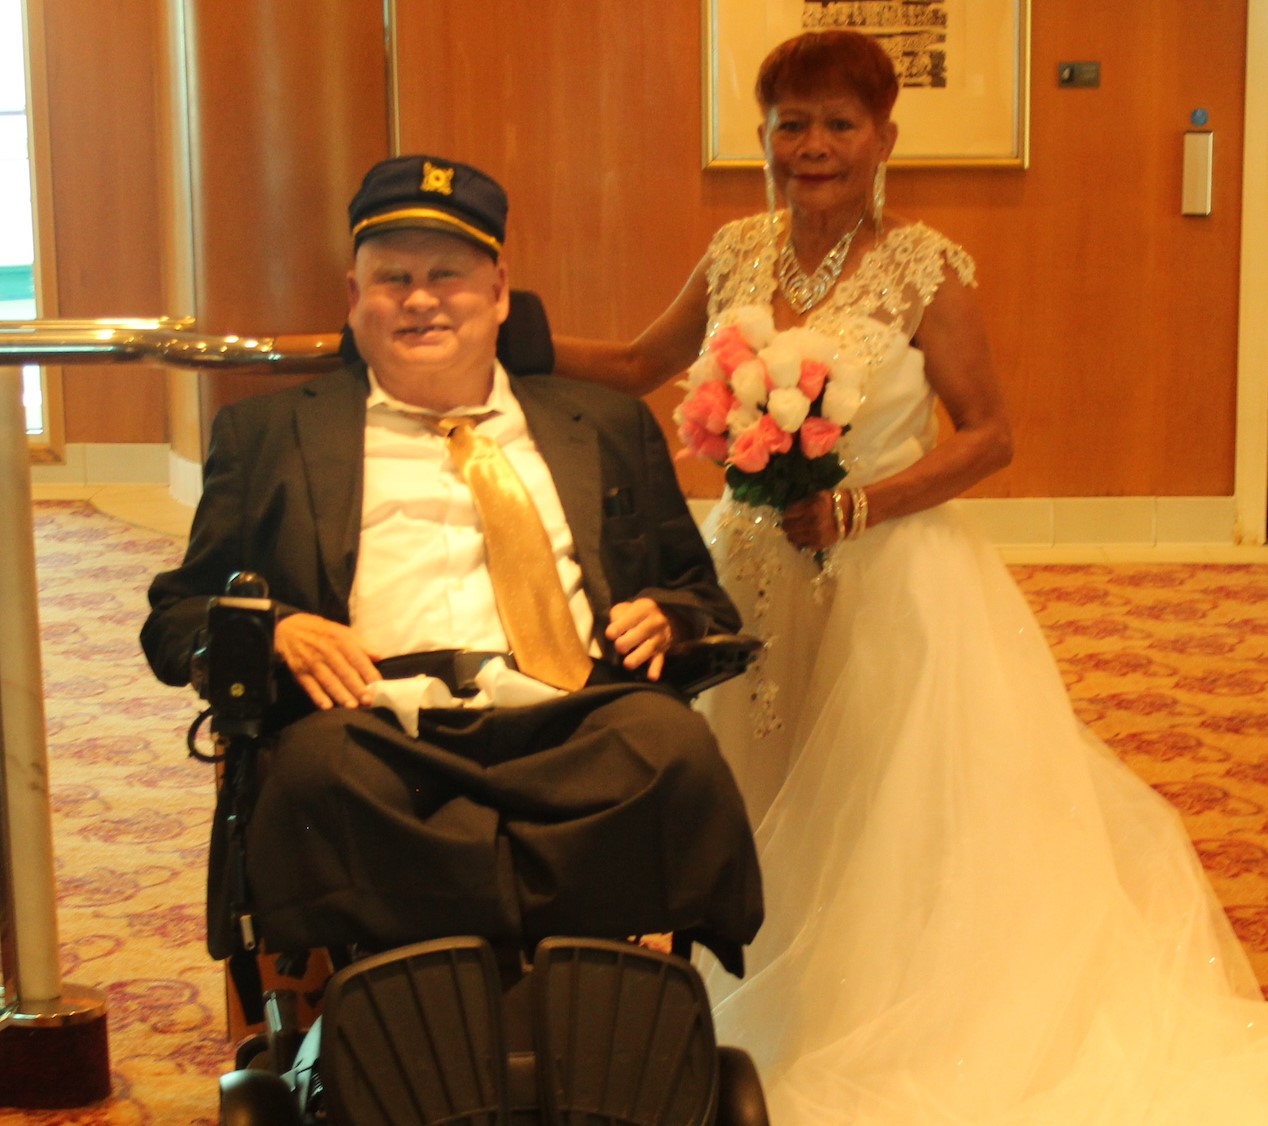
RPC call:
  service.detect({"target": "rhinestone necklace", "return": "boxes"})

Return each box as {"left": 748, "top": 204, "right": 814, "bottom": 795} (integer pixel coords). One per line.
{"left": 776, "top": 210, "right": 867, "bottom": 314}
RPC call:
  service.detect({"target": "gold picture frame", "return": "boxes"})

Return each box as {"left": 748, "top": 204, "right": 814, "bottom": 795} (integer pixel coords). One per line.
{"left": 703, "top": 0, "right": 1031, "bottom": 169}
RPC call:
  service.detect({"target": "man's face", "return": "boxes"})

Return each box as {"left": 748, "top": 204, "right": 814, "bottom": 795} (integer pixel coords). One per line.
{"left": 346, "top": 228, "right": 509, "bottom": 408}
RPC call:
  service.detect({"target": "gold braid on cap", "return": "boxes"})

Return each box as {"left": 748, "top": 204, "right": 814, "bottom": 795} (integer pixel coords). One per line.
{"left": 351, "top": 207, "right": 503, "bottom": 256}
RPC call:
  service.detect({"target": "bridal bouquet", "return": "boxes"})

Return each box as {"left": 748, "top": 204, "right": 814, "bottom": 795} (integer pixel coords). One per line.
{"left": 674, "top": 306, "right": 865, "bottom": 510}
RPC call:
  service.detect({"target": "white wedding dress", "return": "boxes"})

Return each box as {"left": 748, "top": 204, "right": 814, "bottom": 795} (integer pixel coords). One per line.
{"left": 695, "top": 214, "right": 1268, "bottom": 1123}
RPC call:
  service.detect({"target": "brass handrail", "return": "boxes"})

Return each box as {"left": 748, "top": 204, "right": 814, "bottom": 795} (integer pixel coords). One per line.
{"left": 0, "top": 318, "right": 343, "bottom": 371}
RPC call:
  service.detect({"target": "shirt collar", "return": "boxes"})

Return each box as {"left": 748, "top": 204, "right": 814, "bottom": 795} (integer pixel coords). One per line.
{"left": 365, "top": 361, "right": 514, "bottom": 420}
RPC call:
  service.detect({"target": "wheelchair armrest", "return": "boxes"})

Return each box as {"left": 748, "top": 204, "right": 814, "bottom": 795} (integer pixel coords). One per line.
{"left": 661, "top": 634, "right": 763, "bottom": 699}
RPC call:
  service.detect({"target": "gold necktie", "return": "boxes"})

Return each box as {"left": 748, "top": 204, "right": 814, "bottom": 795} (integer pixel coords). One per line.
{"left": 440, "top": 416, "right": 592, "bottom": 692}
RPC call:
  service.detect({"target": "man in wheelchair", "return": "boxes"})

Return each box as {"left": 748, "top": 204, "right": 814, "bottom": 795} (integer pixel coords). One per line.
{"left": 140, "top": 154, "right": 764, "bottom": 1121}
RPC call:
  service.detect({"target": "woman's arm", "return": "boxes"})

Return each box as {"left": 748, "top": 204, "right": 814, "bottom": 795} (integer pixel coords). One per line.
{"left": 782, "top": 270, "right": 1013, "bottom": 551}
{"left": 553, "top": 256, "right": 712, "bottom": 396}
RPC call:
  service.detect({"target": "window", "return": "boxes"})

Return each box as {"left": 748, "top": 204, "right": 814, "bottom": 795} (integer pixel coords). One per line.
{"left": 1, "top": 0, "right": 43, "bottom": 436}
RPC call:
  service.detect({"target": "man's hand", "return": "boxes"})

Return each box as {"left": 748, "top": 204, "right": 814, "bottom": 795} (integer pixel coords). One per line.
{"left": 275, "top": 613, "right": 382, "bottom": 710}
{"left": 606, "top": 598, "right": 678, "bottom": 681}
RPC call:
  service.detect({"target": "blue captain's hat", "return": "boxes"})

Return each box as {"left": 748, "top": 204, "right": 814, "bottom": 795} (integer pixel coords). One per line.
{"left": 348, "top": 154, "right": 507, "bottom": 258}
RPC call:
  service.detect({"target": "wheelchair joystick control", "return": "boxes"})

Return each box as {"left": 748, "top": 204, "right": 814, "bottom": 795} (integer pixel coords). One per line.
{"left": 225, "top": 570, "right": 270, "bottom": 599}
{"left": 191, "top": 571, "right": 278, "bottom": 738}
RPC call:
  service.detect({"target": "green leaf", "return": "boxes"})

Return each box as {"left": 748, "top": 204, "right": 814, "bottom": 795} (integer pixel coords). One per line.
{"left": 726, "top": 449, "right": 845, "bottom": 512}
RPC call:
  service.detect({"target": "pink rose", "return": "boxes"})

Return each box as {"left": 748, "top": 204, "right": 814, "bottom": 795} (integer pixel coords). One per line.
{"left": 754, "top": 411, "right": 793, "bottom": 456}
{"left": 680, "top": 379, "right": 735, "bottom": 435}
{"left": 677, "top": 419, "right": 730, "bottom": 463}
{"left": 727, "top": 427, "right": 773, "bottom": 473}
{"left": 798, "top": 360, "right": 829, "bottom": 402}
{"left": 708, "top": 324, "right": 756, "bottom": 376}
{"left": 799, "top": 415, "right": 843, "bottom": 459}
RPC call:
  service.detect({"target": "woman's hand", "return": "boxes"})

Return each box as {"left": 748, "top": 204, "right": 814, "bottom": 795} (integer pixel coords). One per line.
{"left": 275, "top": 613, "right": 382, "bottom": 711}
{"left": 552, "top": 257, "right": 711, "bottom": 396}
{"left": 781, "top": 491, "right": 840, "bottom": 553}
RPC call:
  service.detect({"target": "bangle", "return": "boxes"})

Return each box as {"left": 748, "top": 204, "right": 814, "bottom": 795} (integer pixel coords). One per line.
{"left": 830, "top": 488, "right": 848, "bottom": 541}
{"left": 846, "top": 487, "right": 869, "bottom": 541}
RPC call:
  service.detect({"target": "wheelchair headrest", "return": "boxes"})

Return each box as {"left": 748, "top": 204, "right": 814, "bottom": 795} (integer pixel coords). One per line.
{"left": 338, "top": 288, "right": 554, "bottom": 376}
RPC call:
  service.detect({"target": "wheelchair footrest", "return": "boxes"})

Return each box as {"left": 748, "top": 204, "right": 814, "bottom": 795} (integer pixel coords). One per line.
{"left": 319, "top": 936, "right": 508, "bottom": 1125}
{"left": 532, "top": 937, "right": 720, "bottom": 1126}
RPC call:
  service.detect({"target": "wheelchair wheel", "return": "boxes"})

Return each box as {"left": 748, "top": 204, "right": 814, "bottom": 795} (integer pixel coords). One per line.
{"left": 219, "top": 1068, "right": 304, "bottom": 1126}
{"left": 716, "top": 1046, "right": 770, "bottom": 1126}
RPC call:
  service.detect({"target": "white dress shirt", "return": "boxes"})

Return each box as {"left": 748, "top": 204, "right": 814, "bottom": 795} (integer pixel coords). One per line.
{"left": 349, "top": 362, "right": 596, "bottom": 662}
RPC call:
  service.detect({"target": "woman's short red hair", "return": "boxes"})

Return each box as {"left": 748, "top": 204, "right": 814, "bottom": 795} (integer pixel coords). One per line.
{"left": 755, "top": 30, "right": 899, "bottom": 121}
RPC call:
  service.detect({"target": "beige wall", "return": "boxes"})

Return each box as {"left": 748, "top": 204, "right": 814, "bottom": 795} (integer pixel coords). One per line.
{"left": 31, "top": 1, "right": 1248, "bottom": 498}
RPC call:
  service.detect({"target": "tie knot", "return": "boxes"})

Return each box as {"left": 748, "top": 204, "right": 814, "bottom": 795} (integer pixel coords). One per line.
{"left": 438, "top": 416, "right": 475, "bottom": 439}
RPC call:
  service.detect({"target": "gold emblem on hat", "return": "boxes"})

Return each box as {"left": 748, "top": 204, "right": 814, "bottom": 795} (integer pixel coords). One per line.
{"left": 421, "top": 162, "right": 455, "bottom": 196}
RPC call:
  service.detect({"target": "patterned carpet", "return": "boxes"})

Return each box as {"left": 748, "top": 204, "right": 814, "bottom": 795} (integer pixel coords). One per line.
{"left": 1011, "top": 561, "right": 1268, "bottom": 993}
{"left": 0, "top": 503, "right": 1266, "bottom": 1122}
{"left": 1, "top": 502, "right": 221, "bottom": 1125}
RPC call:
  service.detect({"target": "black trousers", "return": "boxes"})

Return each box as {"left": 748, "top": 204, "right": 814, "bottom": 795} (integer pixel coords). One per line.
{"left": 243, "top": 683, "right": 763, "bottom": 975}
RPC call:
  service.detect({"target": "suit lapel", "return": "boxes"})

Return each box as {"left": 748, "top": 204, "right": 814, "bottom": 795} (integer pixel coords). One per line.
{"left": 514, "top": 378, "right": 611, "bottom": 620}
{"left": 295, "top": 366, "right": 368, "bottom": 615}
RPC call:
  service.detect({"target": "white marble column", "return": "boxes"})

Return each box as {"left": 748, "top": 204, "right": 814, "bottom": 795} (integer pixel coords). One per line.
{"left": 0, "top": 364, "right": 61, "bottom": 1006}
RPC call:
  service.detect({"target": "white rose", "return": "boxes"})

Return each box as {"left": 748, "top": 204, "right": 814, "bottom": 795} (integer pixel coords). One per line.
{"left": 828, "top": 356, "right": 868, "bottom": 393}
{"left": 775, "top": 326, "right": 837, "bottom": 366}
{"left": 686, "top": 351, "right": 726, "bottom": 388}
{"left": 767, "top": 387, "right": 811, "bottom": 433}
{"left": 733, "top": 305, "right": 776, "bottom": 350}
{"left": 758, "top": 343, "right": 802, "bottom": 389}
{"left": 726, "top": 403, "right": 763, "bottom": 433}
{"left": 730, "top": 359, "right": 770, "bottom": 408}
{"left": 821, "top": 380, "right": 862, "bottom": 426}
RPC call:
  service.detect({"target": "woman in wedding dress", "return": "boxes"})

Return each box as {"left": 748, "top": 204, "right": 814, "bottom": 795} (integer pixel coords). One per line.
{"left": 555, "top": 29, "right": 1268, "bottom": 1124}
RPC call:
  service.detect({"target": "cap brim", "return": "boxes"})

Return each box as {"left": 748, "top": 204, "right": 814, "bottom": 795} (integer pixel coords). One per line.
{"left": 352, "top": 208, "right": 502, "bottom": 256}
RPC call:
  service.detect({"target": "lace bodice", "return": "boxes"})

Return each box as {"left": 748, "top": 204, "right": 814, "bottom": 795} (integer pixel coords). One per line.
{"left": 704, "top": 213, "right": 977, "bottom": 486}
{"left": 706, "top": 212, "right": 975, "bottom": 347}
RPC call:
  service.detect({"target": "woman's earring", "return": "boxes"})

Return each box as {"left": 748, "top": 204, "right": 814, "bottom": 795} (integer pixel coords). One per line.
{"left": 872, "top": 162, "right": 887, "bottom": 235}
{"left": 763, "top": 162, "right": 779, "bottom": 220}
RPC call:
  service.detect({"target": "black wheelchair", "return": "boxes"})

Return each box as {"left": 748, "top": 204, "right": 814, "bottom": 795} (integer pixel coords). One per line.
{"left": 198, "top": 582, "right": 766, "bottom": 1126}
{"left": 190, "top": 293, "right": 770, "bottom": 1125}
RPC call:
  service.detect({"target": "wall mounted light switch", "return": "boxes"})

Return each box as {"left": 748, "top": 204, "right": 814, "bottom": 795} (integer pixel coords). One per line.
{"left": 1182, "top": 131, "right": 1213, "bottom": 216}
{"left": 1057, "top": 62, "right": 1100, "bottom": 88}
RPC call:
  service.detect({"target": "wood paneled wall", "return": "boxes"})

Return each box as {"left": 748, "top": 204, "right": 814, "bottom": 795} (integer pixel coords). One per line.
{"left": 178, "top": 0, "right": 391, "bottom": 449}
{"left": 396, "top": 2, "right": 1247, "bottom": 499}
{"left": 35, "top": 1, "right": 1247, "bottom": 497}
{"left": 39, "top": 0, "right": 170, "bottom": 445}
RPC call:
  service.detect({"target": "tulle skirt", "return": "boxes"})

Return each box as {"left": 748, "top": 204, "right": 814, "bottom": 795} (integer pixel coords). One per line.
{"left": 698, "top": 501, "right": 1268, "bottom": 1124}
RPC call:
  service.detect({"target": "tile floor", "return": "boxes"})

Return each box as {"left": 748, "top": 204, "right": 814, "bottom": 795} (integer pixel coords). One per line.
{"left": 30, "top": 483, "right": 194, "bottom": 540}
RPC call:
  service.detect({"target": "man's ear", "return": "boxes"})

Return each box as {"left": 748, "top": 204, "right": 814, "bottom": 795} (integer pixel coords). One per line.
{"left": 346, "top": 270, "right": 360, "bottom": 314}
{"left": 493, "top": 261, "right": 510, "bottom": 326}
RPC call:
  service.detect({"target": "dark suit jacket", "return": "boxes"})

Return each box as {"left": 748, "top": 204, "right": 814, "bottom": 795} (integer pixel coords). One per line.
{"left": 141, "top": 361, "right": 739, "bottom": 693}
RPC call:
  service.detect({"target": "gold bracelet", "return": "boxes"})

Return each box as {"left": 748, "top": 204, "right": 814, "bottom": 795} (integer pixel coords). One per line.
{"left": 831, "top": 488, "right": 848, "bottom": 541}
{"left": 846, "top": 487, "right": 869, "bottom": 541}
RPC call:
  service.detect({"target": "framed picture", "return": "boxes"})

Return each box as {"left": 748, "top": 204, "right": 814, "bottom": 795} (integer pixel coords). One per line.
{"left": 703, "top": 0, "right": 1030, "bottom": 169}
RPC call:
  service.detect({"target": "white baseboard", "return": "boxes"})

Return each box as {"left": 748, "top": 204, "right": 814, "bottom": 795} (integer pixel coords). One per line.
{"left": 168, "top": 448, "right": 203, "bottom": 508}
{"left": 687, "top": 495, "right": 1243, "bottom": 549}
{"left": 955, "top": 495, "right": 1240, "bottom": 547}
{"left": 30, "top": 442, "right": 170, "bottom": 485}
{"left": 28, "top": 442, "right": 204, "bottom": 508}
